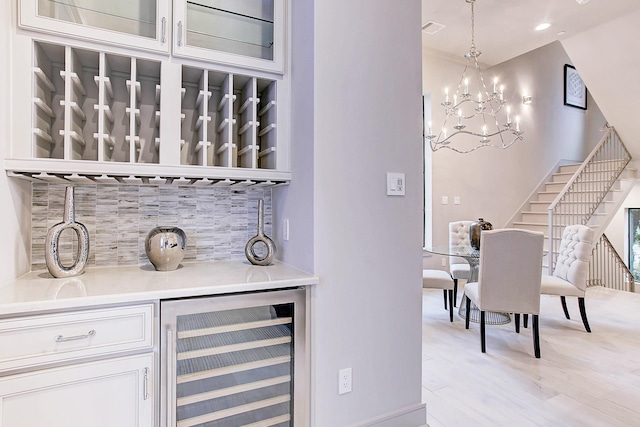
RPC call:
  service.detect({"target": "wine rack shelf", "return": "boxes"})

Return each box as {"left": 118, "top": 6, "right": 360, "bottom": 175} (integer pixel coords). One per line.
{"left": 7, "top": 40, "right": 288, "bottom": 186}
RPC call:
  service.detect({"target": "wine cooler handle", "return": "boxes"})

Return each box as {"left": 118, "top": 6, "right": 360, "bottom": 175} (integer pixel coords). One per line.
{"left": 177, "top": 21, "right": 183, "bottom": 47}
{"left": 166, "top": 328, "right": 176, "bottom": 427}
{"left": 161, "top": 17, "right": 167, "bottom": 44}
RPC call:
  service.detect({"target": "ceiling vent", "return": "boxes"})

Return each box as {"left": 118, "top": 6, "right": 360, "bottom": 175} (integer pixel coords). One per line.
{"left": 422, "top": 21, "right": 446, "bottom": 35}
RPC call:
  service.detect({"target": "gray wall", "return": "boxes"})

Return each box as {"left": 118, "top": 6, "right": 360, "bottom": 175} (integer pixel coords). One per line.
{"left": 277, "top": 0, "right": 426, "bottom": 425}
{"left": 423, "top": 41, "right": 606, "bottom": 267}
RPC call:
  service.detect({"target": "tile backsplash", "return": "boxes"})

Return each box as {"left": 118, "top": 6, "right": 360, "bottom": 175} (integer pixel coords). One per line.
{"left": 31, "top": 183, "right": 272, "bottom": 270}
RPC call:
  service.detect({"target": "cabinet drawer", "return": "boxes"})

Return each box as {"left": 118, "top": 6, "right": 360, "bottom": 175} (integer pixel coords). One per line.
{"left": 0, "top": 305, "right": 153, "bottom": 373}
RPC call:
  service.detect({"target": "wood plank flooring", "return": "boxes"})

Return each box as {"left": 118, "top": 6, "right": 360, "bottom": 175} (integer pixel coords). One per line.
{"left": 422, "top": 286, "right": 640, "bottom": 426}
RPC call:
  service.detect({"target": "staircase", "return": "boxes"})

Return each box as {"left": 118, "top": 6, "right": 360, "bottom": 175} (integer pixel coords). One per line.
{"left": 507, "top": 127, "right": 636, "bottom": 291}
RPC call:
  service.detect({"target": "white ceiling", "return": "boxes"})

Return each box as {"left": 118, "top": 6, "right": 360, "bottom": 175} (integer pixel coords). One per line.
{"left": 421, "top": 0, "right": 640, "bottom": 66}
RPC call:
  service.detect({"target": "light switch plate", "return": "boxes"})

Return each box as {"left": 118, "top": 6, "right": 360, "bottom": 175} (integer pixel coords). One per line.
{"left": 386, "top": 173, "right": 405, "bottom": 196}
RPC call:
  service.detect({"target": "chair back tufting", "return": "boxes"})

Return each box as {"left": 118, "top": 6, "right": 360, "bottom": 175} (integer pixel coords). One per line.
{"left": 449, "top": 220, "right": 472, "bottom": 264}
{"left": 553, "top": 225, "right": 594, "bottom": 292}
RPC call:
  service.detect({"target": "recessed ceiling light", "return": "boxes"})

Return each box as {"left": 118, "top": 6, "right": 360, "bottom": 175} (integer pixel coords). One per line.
{"left": 535, "top": 23, "right": 551, "bottom": 31}
{"left": 557, "top": 31, "right": 566, "bottom": 37}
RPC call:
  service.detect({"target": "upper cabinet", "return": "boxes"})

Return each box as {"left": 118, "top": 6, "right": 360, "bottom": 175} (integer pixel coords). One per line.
{"left": 18, "top": 0, "right": 171, "bottom": 54}
{"left": 173, "top": 0, "right": 285, "bottom": 74}
{"left": 10, "top": 0, "right": 291, "bottom": 186}
{"left": 18, "top": 0, "right": 285, "bottom": 73}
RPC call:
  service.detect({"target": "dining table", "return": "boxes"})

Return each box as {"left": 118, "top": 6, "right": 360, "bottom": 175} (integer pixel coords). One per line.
{"left": 425, "top": 244, "right": 511, "bottom": 325}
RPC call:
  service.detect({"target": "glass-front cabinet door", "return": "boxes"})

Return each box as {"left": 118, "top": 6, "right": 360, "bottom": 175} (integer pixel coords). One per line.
{"left": 173, "top": 0, "right": 285, "bottom": 73}
{"left": 19, "top": 0, "right": 171, "bottom": 53}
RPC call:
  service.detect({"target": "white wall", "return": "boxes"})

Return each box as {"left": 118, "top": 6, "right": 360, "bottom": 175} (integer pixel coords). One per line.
{"left": 0, "top": 0, "right": 31, "bottom": 286}
{"left": 562, "top": 9, "right": 640, "bottom": 159}
{"left": 423, "top": 41, "right": 605, "bottom": 268}
{"left": 277, "top": 0, "right": 426, "bottom": 425}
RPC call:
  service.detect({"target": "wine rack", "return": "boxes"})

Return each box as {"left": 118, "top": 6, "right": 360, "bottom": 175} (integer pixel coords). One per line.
{"left": 9, "top": 40, "right": 287, "bottom": 187}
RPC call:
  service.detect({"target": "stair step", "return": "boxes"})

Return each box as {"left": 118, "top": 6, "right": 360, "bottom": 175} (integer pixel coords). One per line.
{"left": 558, "top": 163, "right": 581, "bottom": 174}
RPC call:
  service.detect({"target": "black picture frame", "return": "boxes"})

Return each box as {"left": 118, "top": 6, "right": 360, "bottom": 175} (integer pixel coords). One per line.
{"left": 564, "top": 64, "right": 587, "bottom": 110}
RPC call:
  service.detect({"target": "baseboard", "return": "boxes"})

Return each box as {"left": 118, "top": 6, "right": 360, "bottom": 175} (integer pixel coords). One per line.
{"left": 349, "top": 402, "right": 427, "bottom": 427}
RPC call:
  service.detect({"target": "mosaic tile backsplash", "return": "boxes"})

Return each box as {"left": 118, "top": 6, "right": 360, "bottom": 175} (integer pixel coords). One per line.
{"left": 31, "top": 184, "right": 273, "bottom": 271}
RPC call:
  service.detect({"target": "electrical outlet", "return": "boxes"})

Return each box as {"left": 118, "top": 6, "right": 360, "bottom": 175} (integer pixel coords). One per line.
{"left": 441, "top": 258, "right": 446, "bottom": 267}
{"left": 338, "top": 367, "right": 352, "bottom": 394}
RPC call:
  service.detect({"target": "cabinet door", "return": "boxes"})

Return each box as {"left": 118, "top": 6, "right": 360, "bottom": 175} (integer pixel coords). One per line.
{"left": 19, "top": 0, "right": 171, "bottom": 54}
{"left": 173, "top": 0, "right": 286, "bottom": 73}
{"left": 0, "top": 354, "right": 154, "bottom": 427}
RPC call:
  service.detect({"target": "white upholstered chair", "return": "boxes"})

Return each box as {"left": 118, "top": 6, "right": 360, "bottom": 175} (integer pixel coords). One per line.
{"left": 449, "top": 220, "right": 474, "bottom": 306}
{"left": 463, "top": 229, "right": 544, "bottom": 358}
{"left": 541, "top": 224, "right": 594, "bottom": 332}
{"left": 423, "top": 269, "right": 456, "bottom": 322}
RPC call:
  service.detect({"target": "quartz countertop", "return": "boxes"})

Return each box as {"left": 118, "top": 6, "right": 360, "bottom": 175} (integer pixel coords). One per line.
{"left": 0, "top": 260, "right": 318, "bottom": 316}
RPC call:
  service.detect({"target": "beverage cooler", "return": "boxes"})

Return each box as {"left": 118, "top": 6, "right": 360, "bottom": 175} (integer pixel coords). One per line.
{"left": 160, "top": 288, "right": 307, "bottom": 426}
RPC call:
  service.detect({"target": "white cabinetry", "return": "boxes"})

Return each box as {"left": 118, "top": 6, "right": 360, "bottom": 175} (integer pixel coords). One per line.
{"left": 9, "top": 0, "right": 290, "bottom": 186}
{"left": 0, "top": 304, "right": 156, "bottom": 426}
{"left": 173, "top": 0, "right": 285, "bottom": 73}
{"left": 19, "top": 0, "right": 171, "bottom": 53}
{"left": 0, "top": 354, "right": 154, "bottom": 427}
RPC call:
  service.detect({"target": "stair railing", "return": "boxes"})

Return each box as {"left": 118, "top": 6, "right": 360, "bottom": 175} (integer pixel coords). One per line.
{"left": 547, "top": 126, "right": 631, "bottom": 274}
{"left": 590, "top": 233, "right": 635, "bottom": 292}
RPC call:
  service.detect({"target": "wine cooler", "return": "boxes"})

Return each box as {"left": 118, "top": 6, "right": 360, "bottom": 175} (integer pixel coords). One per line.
{"left": 160, "top": 288, "right": 307, "bottom": 426}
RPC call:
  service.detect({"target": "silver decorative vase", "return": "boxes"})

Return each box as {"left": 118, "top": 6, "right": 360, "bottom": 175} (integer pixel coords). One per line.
{"left": 245, "top": 199, "right": 276, "bottom": 266}
{"left": 45, "top": 186, "right": 90, "bottom": 278}
{"left": 145, "top": 226, "right": 187, "bottom": 271}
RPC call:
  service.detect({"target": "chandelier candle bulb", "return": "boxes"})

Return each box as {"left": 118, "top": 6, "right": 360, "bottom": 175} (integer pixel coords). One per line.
{"left": 464, "top": 78, "right": 469, "bottom": 95}
{"left": 493, "top": 77, "right": 498, "bottom": 94}
{"left": 506, "top": 106, "right": 511, "bottom": 124}
{"left": 458, "top": 109, "right": 462, "bottom": 125}
{"left": 516, "top": 116, "right": 520, "bottom": 132}
{"left": 445, "top": 87, "right": 449, "bottom": 103}
{"left": 500, "top": 85, "right": 504, "bottom": 100}
{"left": 483, "top": 124, "right": 487, "bottom": 136}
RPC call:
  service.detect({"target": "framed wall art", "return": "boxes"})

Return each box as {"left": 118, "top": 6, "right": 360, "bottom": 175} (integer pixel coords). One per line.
{"left": 564, "top": 64, "right": 587, "bottom": 110}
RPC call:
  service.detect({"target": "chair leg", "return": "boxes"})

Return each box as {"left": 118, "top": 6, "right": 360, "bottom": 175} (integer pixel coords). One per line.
{"left": 480, "top": 311, "right": 486, "bottom": 353}
{"left": 447, "top": 290, "right": 454, "bottom": 322}
{"left": 533, "top": 314, "right": 541, "bottom": 358}
{"left": 561, "top": 296, "right": 570, "bottom": 319}
{"left": 514, "top": 313, "right": 520, "bottom": 333}
{"left": 453, "top": 279, "right": 458, "bottom": 307}
{"left": 578, "top": 297, "right": 591, "bottom": 333}
{"left": 465, "top": 296, "right": 471, "bottom": 329}
{"left": 523, "top": 314, "right": 529, "bottom": 329}
{"left": 443, "top": 289, "right": 448, "bottom": 310}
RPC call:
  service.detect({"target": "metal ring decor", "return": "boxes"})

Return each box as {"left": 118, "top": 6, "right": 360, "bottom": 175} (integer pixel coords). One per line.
{"left": 45, "top": 186, "right": 90, "bottom": 278}
{"left": 245, "top": 199, "right": 276, "bottom": 266}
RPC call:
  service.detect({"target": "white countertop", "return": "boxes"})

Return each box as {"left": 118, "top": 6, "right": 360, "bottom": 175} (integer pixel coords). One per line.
{"left": 0, "top": 260, "right": 319, "bottom": 316}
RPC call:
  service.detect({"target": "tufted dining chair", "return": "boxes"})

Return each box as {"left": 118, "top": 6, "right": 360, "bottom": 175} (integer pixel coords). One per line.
{"left": 463, "top": 229, "right": 544, "bottom": 358}
{"left": 449, "top": 220, "right": 473, "bottom": 306}
{"left": 423, "top": 269, "right": 456, "bottom": 322}
{"left": 540, "top": 224, "right": 595, "bottom": 332}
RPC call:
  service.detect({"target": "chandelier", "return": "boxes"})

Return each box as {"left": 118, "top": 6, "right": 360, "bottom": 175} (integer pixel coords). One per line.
{"left": 426, "top": 0, "right": 524, "bottom": 154}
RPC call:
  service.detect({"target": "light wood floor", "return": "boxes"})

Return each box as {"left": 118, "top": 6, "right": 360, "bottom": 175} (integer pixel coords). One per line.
{"left": 422, "top": 286, "right": 640, "bottom": 426}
